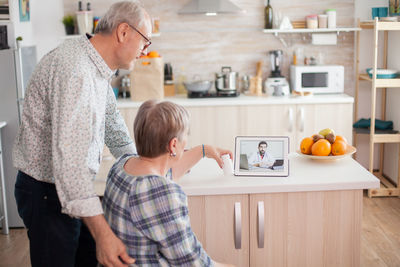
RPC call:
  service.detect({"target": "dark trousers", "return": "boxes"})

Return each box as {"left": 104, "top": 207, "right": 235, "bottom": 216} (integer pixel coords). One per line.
{"left": 14, "top": 171, "right": 98, "bottom": 267}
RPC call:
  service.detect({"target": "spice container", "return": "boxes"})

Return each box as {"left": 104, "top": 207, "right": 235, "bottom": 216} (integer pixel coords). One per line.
{"left": 318, "top": 14, "right": 328, "bottom": 28}
{"left": 326, "top": 9, "right": 336, "bottom": 28}
{"left": 306, "top": 15, "right": 318, "bottom": 29}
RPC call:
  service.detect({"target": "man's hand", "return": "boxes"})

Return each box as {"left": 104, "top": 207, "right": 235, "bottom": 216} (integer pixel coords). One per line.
{"left": 96, "top": 228, "right": 135, "bottom": 267}
{"left": 204, "top": 145, "right": 233, "bottom": 168}
{"left": 82, "top": 215, "right": 135, "bottom": 267}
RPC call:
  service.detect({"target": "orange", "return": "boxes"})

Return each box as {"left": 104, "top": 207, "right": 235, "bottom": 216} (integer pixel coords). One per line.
{"left": 335, "top": 135, "right": 348, "bottom": 144}
{"left": 311, "top": 139, "right": 331, "bottom": 156}
{"left": 331, "top": 140, "right": 347, "bottom": 156}
{"left": 147, "top": 51, "right": 160, "bottom": 58}
{"left": 300, "top": 137, "right": 314, "bottom": 155}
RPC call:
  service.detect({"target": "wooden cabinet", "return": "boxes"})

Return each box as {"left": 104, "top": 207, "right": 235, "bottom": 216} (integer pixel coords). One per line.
{"left": 114, "top": 103, "right": 353, "bottom": 153}
{"left": 187, "top": 190, "right": 362, "bottom": 267}
{"left": 187, "top": 195, "right": 249, "bottom": 267}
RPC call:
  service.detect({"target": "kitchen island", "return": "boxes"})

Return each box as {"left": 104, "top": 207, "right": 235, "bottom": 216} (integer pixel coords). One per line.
{"left": 94, "top": 153, "right": 379, "bottom": 267}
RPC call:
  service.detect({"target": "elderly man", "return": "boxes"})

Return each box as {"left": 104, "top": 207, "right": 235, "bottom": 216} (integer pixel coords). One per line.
{"left": 13, "top": 1, "right": 150, "bottom": 266}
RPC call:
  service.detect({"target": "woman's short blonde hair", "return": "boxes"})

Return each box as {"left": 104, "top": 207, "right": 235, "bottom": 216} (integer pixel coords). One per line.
{"left": 134, "top": 100, "right": 190, "bottom": 158}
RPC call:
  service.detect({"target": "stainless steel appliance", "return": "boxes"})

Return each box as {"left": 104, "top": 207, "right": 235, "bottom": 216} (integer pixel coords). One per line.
{"left": 0, "top": 46, "right": 37, "bottom": 227}
{"left": 0, "top": 25, "right": 8, "bottom": 49}
{"left": 290, "top": 65, "right": 344, "bottom": 94}
{"left": 215, "top": 66, "right": 239, "bottom": 94}
{"left": 265, "top": 50, "right": 290, "bottom": 96}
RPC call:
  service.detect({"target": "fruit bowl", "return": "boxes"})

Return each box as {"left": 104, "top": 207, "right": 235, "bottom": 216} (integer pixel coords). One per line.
{"left": 297, "top": 145, "right": 357, "bottom": 161}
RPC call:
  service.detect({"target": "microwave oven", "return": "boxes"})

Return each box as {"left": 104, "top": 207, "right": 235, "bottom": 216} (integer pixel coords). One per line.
{"left": 290, "top": 65, "right": 344, "bottom": 94}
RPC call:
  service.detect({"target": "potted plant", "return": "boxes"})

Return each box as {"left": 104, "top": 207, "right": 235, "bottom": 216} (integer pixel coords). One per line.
{"left": 62, "top": 15, "right": 75, "bottom": 35}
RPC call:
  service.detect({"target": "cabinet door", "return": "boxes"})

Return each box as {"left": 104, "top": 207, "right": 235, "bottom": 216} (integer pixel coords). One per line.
{"left": 187, "top": 195, "right": 249, "bottom": 267}
{"left": 239, "top": 105, "right": 297, "bottom": 151}
{"left": 296, "top": 103, "right": 353, "bottom": 148}
{"left": 185, "top": 106, "right": 241, "bottom": 152}
{"left": 119, "top": 107, "right": 139, "bottom": 139}
{"left": 249, "top": 190, "right": 362, "bottom": 267}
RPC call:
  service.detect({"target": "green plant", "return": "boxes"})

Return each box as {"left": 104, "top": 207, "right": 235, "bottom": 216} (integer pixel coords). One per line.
{"left": 62, "top": 15, "right": 75, "bottom": 27}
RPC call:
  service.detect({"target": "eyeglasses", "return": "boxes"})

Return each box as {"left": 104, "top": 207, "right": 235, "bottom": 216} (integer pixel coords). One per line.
{"left": 127, "top": 23, "right": 151, "bottom": 51}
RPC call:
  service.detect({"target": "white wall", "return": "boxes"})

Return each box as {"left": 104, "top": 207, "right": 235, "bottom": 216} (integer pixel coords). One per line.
{"left": 5, "top": 0, "right": 64, "bottom": 61}
{"left": 30, "top": 0, "right": 65, "bottom": 60}
{"left": 384, "top": 31, "right": 400, "bottom": 182}
{"left": 354, "top": 0, "right": 400, "bottom": 183}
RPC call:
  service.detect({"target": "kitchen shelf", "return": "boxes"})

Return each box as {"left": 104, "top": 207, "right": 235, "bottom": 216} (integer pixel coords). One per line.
{"left": 358, "top": 73, "right": 400, "bottom": 88}
{"left": 360, "top": 20, "right": 400, "bottom": 31}
{"left": 61, "top": 32, "right": 161, "bottom": 40}
{"left": 353, "top": 128, "right": 399, "bottom": 135}
{"left": 262, "top": 27, "right": 361, "bottom": 36}
{"left": 354, "top": 18, "right": 400, "bottom": 197}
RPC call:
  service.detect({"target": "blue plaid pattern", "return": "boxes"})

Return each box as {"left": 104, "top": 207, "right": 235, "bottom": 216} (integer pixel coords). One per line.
{"left": 103, "top": 154, "right": 212, "bottom": 266}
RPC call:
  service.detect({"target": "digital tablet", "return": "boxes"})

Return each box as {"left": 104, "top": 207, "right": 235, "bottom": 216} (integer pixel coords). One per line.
{"left": 234, "top": 136, "right": 289, "bottom": 177}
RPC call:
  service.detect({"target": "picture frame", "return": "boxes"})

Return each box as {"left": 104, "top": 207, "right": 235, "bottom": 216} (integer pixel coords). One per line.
{"left": 389, "top": 0, "right": 400, "bottom": 16}
{"left": 234, "top": 136, "right": 289, "bottom": 177}
{"left": 19, "top": 0, "right": 30, "bottom": 22}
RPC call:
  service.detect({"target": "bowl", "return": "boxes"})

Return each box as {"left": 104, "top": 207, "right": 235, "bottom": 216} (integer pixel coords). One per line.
{"left": 366, "top": 68, "right": 400, "bottom": 79}
{"left": 297, "top": 145, "right": 357, "bottom": 161}
{"left": 184, "top": 80, "right": 212, "bottom": 93}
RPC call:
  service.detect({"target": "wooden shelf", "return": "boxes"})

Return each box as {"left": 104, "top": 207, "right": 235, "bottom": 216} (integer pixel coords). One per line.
{"left": 262, "top": 27, "right": 360, "bottom": 36}
{"left": 353, "top": 128, "right": 399, "bottom": 135}
{"left": 355, "top": 18, "right": 400, "bottom": 198}
{"left": 358, "top": 74, "right": 400, "bottom": 88}
{"left": 360, "top": 20, "right": 400, "bottom": 31}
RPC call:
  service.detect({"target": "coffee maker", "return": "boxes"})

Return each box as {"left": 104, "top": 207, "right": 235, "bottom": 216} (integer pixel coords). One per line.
{"left": 264, "top": 50, "right": 290, "bottom": 96}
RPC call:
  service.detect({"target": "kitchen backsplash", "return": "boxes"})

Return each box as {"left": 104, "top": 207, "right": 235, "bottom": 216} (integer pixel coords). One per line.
{"left": 63, "top": 0, "right": 355, "bottom": 94}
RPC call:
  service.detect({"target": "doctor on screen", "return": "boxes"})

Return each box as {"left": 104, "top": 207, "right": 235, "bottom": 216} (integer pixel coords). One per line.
{"left": 248, "top": 141, "right": 275, "bottom": 168}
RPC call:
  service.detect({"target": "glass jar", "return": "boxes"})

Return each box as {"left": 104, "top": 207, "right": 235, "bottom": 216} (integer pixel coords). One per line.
{"left": 306, "top": 15, "right": 318, "bottom": 29}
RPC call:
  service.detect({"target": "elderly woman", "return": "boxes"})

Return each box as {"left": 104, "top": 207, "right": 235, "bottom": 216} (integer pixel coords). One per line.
{"left": 102, "top": 100, "right": 233, "bottom": 266}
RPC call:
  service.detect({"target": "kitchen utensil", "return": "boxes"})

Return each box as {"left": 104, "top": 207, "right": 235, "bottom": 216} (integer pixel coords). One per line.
{"left": 215, "top": 66, "right": 239, "bottom": 93}
{"left": 296, "top": 145, "right": 357, "bottom": 161}
{"left": 76, "top": 11, "right": 93, "bottom": 34}
{"left": 184, "top": 76, "right": 212, "bottom": 93}
{"left": 241, "top": 75, "right": 250, "bottom": 94}
{"left": 249, "top": 61, "right": 262, "bottom": 96}
{"left": 366, "top": 68, "right": 400, "bottom": 79}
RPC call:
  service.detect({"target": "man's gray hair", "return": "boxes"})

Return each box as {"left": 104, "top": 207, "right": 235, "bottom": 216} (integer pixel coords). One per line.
{"left": 95, "top": 1, "right": 149, "bottom": 34}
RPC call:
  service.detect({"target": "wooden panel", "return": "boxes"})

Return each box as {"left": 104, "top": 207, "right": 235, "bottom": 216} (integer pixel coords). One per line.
{"left": 239, "top": 104, "right": 297, "bottom": 152}
{"left": 250, "top": 193, "right": 288, "bottom": 267}
{"left": 187, "top": 195, "right": 249, "bottom": 267}
{"left": 185, "top": 106, "right": 240, "bottom": 152}
{"left": 119, "top": 107, "right": 139, "bottom": 139}
{"left": 250, "top": 190, "right": 363, "bottom": 267}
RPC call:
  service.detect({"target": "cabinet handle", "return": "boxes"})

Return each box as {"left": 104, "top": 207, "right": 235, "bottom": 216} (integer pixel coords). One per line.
{"left": 298, "top": 107, "right": 305, "bottom": 132}
{"left": 234, "top": 202, "right": 241, "bottom": 249}
{"left": 288, "top": 108, "right": 294, "bottom": 132}
{"left": 257, "top": 201, "right": 265, "bottom": 248}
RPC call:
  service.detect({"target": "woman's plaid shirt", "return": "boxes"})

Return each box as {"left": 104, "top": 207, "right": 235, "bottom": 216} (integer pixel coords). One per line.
{"left": 102, "top": 154, "right": 212, "bottom": 266}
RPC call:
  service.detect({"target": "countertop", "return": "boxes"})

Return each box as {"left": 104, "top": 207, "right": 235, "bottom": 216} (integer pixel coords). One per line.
{"left": 94, "top": 153, "right": 379, "bottom": 197}
{"left": 116, "top": 94, "right": 354, "bottom": 108}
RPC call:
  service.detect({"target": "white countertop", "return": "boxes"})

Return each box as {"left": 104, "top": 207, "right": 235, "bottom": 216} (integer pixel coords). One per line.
{"left": 0, "top": 122, "right": 6, "bottom": 129}
{"left": 117, "top": 94, "right": 354, "bottom": 108}
{"left": 176, "top": 153, "right": 378, "bottom": 195}
{"left": 94, "top": 153, "right": 379, "bottom": 197}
